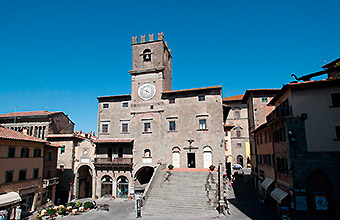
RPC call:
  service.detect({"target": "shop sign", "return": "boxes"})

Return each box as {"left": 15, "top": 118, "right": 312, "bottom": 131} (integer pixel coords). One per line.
{"left": 295, "top": 196, "right": 307, "bottom": 211}
{"left": 314, "top": 195, "right": 328, "bottom": 211}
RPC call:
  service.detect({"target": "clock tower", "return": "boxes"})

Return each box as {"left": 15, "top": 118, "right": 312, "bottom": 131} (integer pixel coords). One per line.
{"left": 129, "top": 33, "right": 172, "bottom": 110}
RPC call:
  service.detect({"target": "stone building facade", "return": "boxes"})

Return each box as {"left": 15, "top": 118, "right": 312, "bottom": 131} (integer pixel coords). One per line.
{"left": 0, "top": 110, "right": 74, "bottom": 140}
{"left": 0, "top": 126, "right": 46, "bottom": 216}
{"left": 223, "top": 94, "right": 250, "bottom": 168}
{"left": 94, "top": 33, "right": 225, "bottom": 198}
{"left": 266, "top": 77, "right": 340, "bottom": 219}
{"left": 241, "top": 89, "right": 279, "bottom": 188}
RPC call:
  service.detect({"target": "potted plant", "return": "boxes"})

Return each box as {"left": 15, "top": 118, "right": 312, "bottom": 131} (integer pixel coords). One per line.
{"left": 209, "top": 164, "right": 215, "bottom": 171}
{"left": 84, "top": 201, "right": 94, "bottom": 211}
{"left": 75, "top": 200, "right": 82, "bottom": 208}
{"left": 168, "top": 164, "right": 174, "bottom": 170}
{"left": 46, "top": 208, "right": 57, "bottom": 219}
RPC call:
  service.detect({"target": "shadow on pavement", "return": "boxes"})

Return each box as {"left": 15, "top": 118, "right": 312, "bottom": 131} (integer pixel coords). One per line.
{"left": 228, "top": 175, "right": 280, "bottom": 220}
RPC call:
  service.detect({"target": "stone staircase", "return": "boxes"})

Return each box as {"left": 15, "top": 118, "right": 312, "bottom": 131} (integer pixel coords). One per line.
{"left": 142, "top": 169, "right": 219, "bottom": 218}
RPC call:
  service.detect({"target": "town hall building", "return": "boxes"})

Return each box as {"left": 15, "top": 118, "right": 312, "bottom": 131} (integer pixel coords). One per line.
{"left": 93, "top": 33, "right": 225, "bottom": 198}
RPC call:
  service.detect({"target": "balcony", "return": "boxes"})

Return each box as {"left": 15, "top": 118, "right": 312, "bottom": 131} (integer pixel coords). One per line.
{"left": 266, "top": 105, "right": 292, "bottom": 124}
{"left": 94, "top": 157, "right": 133, "bottom": 170}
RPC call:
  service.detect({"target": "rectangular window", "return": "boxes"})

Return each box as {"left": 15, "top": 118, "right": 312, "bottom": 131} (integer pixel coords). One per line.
{"left": 169, "top": 121, "right": 176, "bottom": 131}
{"left": 103, "top": 103, "right": 109, "bottom": 108}
{"left": 144, "top": 122, "right": 151, "bottom": 133}
{"left": 236, "top": 130, "right": 241, "bottom": 138}
{"left": 34, "top": 148, "right": 41, "bottom": 157}
{"left": 169, "top": 98, "right": 175, "bottom": 104}
{"left": 199, "top": 119, "right": 207, "bottom": 130}
{"left": 262, "top": 97, "right": 268, "bottom": 103}
{"left": 121, "top": 123, "right": 129, "bottom": 133}
{"left": 122, "top": 102, "right": 128, "bottom": 108}
{"left": 46, "top": 169, "right": 51, "bottom": 179}
{"left": 234, "top": 111, "right": 240, "bottom": 119}
{"left": 198, "top": 95, "right": 205, "bottom": 101}
{"left": 101, "top": 123, "right": 109, "bottom": 133}
{"left": 60, "top": 146, "right": 65, "bottom": 154}
{"left": 21, "top": 148, "right": 30, "bottom": 158}
{"left": 33, "top": 168, "right": 39, "bottom": 179}
{"left": 48, "top": 151, "right": 52, "bottom": 161}
{"left": 8, "top": 147, "right": 15, "bottom": 158}
{"left": 336, "top": 126, "right": 340, "bottom": 140}
{"left": 331, "top": 93, "right": 340, "bottom": 107}
{"left": 5, "top": 170, "right": 14, "bottom": 183}
{"left": 236, "top": 143, "right": 242, "bottom": 147}
{"left": 19, "top": 169, "right": 27, "bottom": 181}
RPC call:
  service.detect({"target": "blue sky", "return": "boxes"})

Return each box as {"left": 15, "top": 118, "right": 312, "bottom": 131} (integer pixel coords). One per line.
{"left": 0, "top": 0, "right": 339, "bottom": 133}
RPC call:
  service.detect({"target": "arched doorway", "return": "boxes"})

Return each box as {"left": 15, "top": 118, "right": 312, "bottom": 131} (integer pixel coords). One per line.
{"left": 77, "top": 165, "right": 92, "bottom": 199}
{"left": 135, "top": 166, "right": 154, "bottom": 187}
{"left": 101, "top": 176, "right": 113, "bottom": 197}
{"left": 116, "top": 176, "right": 129, "bottom": 198}
{"left": 203, "top": 146, "right": 212, "bottom": 168}
{"left": 307, "top": 170, "right": 334, "bottom": 216}
{"left": 237, "top": 155, "right": 244, "bottom": 167}
{"left": 172, "top": 147, "right": 180, "bottom": 168}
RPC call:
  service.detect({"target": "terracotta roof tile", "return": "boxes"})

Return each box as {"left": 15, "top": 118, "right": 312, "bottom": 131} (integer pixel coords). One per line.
{"left": 0, "top": 110, "right": 61, "bottom": 118}
{"left": 0, "top": 126, "right": 46, "bottom": 143}
{"left": 223, "top": 94, "right": 244, "bottom": 101}
{"left": 162, "top": 86, "right": 222, "bottom": 94}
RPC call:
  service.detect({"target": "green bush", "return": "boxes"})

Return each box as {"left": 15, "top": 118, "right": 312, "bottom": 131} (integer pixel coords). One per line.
{"left": 57, "top": 207, "right": 67, "bottom": 215}
{"left": 46, "top": 208, "right": 56, "bottom": 216}
{"left": 209, "top": 164, "right": 215, "bottom": 171}
{"left": 168, "top": 164, "right": 174, "bottom": 170}
{"left": 84, "top": 201, "right": 93, "bottom": 209}
{"left": 75, "top": 200, "right": 82, "bottom": 208}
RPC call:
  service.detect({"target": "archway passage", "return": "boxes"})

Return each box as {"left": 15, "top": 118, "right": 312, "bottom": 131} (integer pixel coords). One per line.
{"left": 117, "top": 176, "right": 129, "bottom": 198}
{"left": 101, "top": 176, "right": 113, "bottom": 197}
{"left": 78, "top": 165, "right": 92, "bottom": 199}
{"left": 307, "top": 170, "right": 335, "bottom": 216}
{"left": 135, "top": 166, "right": 154, "bottom": 187}
{"left": 237, "top": 155, "right": 244, "bottom": 167}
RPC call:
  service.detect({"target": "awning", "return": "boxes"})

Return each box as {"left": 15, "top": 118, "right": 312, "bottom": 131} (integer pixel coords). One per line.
{"left": 270, "top": 188, "right": 288, "bottom": 203}
{"left": 94, "top": 138, "right": 134, "bottom": 144}
{"left": 261, "top": 178, "right": 274, "bottom": 190}
{"left": 0, "top": 192, "right": 21, "bottom": 207}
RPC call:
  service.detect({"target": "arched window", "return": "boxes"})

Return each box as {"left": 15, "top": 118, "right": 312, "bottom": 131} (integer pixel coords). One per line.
{"left": 143, "top": 49, "right": 151, "bottom": 62}
{"left": 144, "top": 149, "right": 151, "bottom": 158}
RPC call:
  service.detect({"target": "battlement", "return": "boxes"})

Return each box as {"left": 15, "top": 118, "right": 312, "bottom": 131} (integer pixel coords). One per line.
{"left": 132, "top": 32, "right": 164, "bottom": 44}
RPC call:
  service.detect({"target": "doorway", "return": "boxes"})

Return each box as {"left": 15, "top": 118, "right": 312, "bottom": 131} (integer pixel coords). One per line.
{"left": 187, "top": 153, "right": 196, "bottom": 168}
{"left": 117, "top": 176, "right": 129, "bottom": 198}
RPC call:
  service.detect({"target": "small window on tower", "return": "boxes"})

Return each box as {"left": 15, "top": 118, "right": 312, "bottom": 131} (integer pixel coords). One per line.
{"left": 143, "top": 49, "right": 151, "bottom": 62}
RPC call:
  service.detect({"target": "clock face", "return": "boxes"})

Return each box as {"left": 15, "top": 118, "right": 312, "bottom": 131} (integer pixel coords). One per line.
{"left": 138, "top": 83, "right": 156, "bottom": 100}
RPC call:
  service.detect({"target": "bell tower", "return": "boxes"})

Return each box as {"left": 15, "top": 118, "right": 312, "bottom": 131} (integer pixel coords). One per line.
{"left": 129, "top": 33, "right": 172, "bottom": 105}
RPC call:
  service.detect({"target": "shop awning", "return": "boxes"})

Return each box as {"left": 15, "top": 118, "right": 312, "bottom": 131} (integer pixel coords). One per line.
{"left": 270, "top": 188, "right": 288, "bottom": 203}
{"left": 0, "top": 192, "right": 21, "bottom": 207}
{"left": 261, "top": 178, "right": 274, "bottom": 190}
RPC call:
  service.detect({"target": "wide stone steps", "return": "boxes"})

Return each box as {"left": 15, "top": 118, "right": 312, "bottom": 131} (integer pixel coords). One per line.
{"left": 143, "top": 170, "right": 218, "bottom": 218}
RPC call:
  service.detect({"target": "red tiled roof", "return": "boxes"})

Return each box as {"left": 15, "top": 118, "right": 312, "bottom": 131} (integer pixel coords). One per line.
{"left": 223, "top": 94, "right": 244, "bottom": 101}
{"left": 0, "top": 126, "right": 46, "bottom": 143}
{"left": 241, "top": 89, "right": 280, "bottom": 103}
{"left": 0, "top": 110, "right": 61, "bottom": 118}
{"left": 162, "top": 86, "right": 222, "bottom": 94}
{"left": 94, "top": 138, "right": 134, "bottom": 144}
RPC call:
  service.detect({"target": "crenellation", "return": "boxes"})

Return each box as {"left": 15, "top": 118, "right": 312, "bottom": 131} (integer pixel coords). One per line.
{"left": 158, "top": 32, "right": 164, "bottom": 41}
{"left": 132, "top": 36, "right": 138, "bottom": 44}
{"left": 149, "top": 34, "right": 154, "bottom": 41}
{"left": 141, "top": 35, "right": 146, "bottom": 43}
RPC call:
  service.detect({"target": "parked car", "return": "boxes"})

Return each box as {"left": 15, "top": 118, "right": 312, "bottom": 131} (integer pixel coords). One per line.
{"left": 232, "top": 164, "right": 244, "bottom": 175}
{"left": 232, "top": 164, "right": 243, "bottom": 170}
